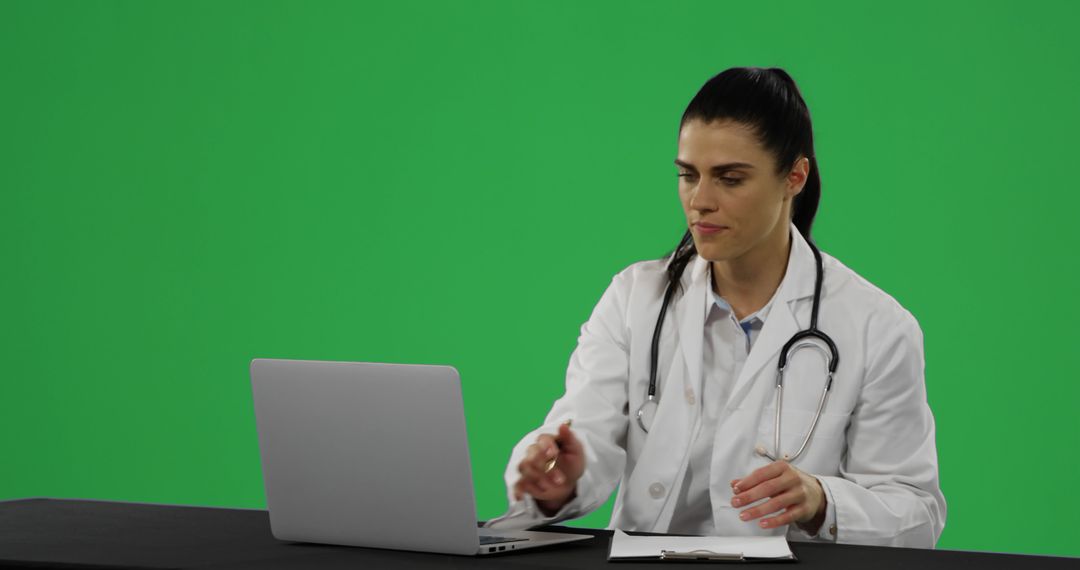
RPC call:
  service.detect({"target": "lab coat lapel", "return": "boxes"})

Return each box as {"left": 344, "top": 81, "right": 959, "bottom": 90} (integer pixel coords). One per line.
{"left": 725, "top": 225, "right": 817, "bottom": 411}
{"left": 675, "top": 255, "right": 709, "bottom": 409}
{"left": 624, "top": 255, "right": 709, "bottom": 532}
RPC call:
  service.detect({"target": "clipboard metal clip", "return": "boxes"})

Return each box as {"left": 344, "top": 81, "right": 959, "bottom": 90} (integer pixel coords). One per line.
{"left": 660, "top": 549, "right": 745, "bottom": 561}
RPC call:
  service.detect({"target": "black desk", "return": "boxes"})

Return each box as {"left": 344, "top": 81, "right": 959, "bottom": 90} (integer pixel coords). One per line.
{"left": 0, "top": 499, "right": 1074, "bottom": 569}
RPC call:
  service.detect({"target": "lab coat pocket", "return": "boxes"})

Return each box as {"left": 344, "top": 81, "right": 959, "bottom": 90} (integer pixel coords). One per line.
{"left": 755, "top": 405, "right": 848, "bottom": 475}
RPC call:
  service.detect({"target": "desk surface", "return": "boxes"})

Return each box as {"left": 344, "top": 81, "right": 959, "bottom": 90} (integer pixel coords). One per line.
{"left": 0, "top": 498, "right": 1074, "bottom": 569}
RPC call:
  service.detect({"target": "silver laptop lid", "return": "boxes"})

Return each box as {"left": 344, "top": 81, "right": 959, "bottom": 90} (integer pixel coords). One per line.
{"left": 250, "top": 359, "right": 480, "bottom": 555}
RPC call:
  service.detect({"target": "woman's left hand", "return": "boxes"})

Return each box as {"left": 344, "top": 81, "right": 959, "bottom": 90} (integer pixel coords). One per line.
{"left": 730, "top": 461, "right": 825, "bottom": 529}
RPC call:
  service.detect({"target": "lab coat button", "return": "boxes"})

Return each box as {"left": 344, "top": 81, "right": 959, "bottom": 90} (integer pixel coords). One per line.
{"left": 648, "top": 482, "right": 665, "bottom": 499}
{"left": 684, "top": 388, "right": 695, "bottom": 405}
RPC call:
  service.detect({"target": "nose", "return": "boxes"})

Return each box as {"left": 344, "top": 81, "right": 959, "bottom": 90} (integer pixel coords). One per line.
{"left": 688, "top": 182, "right": 718, "bottom": 213}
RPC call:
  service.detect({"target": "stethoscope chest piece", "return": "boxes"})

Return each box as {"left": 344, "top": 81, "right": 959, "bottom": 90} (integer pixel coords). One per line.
{"left": 636, "top": 394, "right": 658, "bottom": 433}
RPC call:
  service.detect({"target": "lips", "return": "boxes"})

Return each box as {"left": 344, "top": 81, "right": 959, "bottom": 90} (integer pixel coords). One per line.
{"left": 694, "top": 222, "right": 728, "bottom": 235}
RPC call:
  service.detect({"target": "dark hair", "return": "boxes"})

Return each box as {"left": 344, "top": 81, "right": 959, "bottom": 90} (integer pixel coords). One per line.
{"left": 665, "top": 66, "right": 821, "bottom": 288}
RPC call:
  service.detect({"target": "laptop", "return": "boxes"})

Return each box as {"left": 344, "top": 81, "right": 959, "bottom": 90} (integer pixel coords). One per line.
{"left": 249, "top": 358, "right": 593, "bottom": 555}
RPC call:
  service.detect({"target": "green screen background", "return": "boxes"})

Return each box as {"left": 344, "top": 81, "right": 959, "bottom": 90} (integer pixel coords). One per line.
{"left": 3, "top": 0, "right": 1078, "bottom": 558}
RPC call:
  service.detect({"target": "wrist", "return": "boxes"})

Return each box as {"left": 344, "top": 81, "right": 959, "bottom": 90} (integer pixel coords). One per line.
{"left": 536, "top": 488, "right": 576, "bottom": 517}
{"left": 796, "top": 477, "right": 827, "bottom": 534}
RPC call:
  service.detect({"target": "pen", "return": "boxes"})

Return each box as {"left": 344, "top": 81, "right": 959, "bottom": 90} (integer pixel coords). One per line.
{"left": 543, "top": 419, "right": 572, "bottom": 473}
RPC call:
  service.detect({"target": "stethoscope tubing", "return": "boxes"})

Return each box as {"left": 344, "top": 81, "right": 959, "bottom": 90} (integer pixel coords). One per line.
{"left": 638, "top": 239, "right": 839, "bottom": 464}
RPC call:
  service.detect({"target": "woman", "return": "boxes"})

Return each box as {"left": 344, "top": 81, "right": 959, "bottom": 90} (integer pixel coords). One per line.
{"left": 488, "top": 67, "right": 946, "bottom": 547}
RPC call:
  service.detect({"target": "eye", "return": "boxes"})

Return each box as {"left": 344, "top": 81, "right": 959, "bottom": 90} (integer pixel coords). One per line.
{"left": 720, "top": 177, "right": 743, "bottom": 187}
{"left": 677, "top": 173, "right": 697, "bottom": 182}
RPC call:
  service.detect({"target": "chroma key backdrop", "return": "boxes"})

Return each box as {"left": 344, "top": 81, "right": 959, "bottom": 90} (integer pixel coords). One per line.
{"left": 3, "top": 0, "right": 1078, "bottom": 558}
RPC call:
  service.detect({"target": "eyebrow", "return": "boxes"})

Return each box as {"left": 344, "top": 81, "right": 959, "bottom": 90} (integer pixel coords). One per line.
{"left": 673, "top": 158, "right": 755, "bottom": 174}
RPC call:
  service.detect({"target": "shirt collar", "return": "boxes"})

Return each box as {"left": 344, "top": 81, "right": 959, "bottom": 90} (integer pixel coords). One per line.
{"left": 706, "top": 266, "right": 775, "bottom": 326}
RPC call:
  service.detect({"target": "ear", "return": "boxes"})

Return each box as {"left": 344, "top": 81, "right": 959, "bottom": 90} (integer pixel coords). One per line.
{"left": 785, "top": 156, "right": 810, "bottom": 199}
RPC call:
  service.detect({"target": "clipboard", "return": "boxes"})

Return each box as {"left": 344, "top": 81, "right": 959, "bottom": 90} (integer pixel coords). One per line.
{"left": 607, "top": 529, "right": 797, "bottom": 562}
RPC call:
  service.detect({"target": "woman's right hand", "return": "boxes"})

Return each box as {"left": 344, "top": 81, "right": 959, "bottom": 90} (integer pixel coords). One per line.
{"left": 512, "top": 421, "right": 586, "bottom": 515}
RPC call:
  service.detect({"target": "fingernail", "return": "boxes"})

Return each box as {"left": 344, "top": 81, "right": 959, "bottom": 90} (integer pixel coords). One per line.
{"left": 732, "top": 486, "right": 741, "bottom": 494}
{"left": 554, "top": 474, "right": 564, "bottom": 484}
{"left": 759, "top": 520, "right": 769, "bottom": 528}
{"left": 732, "top": 498, "right": 742, "bottom": 507}
{"left": 739, "top": 512, "right": 750, "bottom": 521}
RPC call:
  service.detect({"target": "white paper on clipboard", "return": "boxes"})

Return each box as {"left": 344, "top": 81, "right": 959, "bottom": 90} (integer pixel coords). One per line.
{"left": 608, "top": 529, "right": 795, "bottom": 561}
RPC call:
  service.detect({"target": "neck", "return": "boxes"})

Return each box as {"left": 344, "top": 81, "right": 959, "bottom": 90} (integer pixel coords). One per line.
{"left": 711, "top": 224, "right": 792, "bottom": 320}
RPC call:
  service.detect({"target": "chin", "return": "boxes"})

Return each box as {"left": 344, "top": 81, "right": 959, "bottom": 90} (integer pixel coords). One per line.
{"left": 693, "top": 241, "right": 738, "bottom": 262}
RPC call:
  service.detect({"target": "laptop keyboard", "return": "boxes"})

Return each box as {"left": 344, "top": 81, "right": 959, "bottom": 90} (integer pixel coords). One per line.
{"left": 479, "top": 535, "right": 528, "bottom": 545}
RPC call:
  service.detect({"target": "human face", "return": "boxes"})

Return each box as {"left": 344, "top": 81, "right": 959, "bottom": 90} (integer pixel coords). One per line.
{"left": 675, "top": 119, "right": 805, "bottom": 264}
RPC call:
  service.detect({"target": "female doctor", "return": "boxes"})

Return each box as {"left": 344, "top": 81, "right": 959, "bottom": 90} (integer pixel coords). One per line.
{"left": 491, "top": 67, "right": 946, "bottom": 547}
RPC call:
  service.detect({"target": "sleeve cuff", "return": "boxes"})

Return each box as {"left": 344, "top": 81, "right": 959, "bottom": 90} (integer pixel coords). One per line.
{"left": 485, "top": 487, "right": 586, "bottom": 531}
{"left": 524, "top": 490, "right": 586, "bottom": 523}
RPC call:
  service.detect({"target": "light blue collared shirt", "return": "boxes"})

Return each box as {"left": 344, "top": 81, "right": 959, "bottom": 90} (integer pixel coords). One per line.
{"left": 708, "top": 281, "right": 770, "bottom": 352}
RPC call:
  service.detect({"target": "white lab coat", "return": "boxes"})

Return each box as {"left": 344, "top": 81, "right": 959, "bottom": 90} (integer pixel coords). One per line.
{"left": 495, "top": 223, "right": 946, "bottom": 547}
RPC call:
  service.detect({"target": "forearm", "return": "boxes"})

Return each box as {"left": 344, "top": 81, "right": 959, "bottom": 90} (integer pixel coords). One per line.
{"left": 817, "top": 475, "right": 944, "bottom": 547}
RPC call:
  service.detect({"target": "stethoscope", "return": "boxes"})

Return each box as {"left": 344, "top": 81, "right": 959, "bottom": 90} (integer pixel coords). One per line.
{"left": 636, "top": 240, "right": 839, "bottom": 464}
